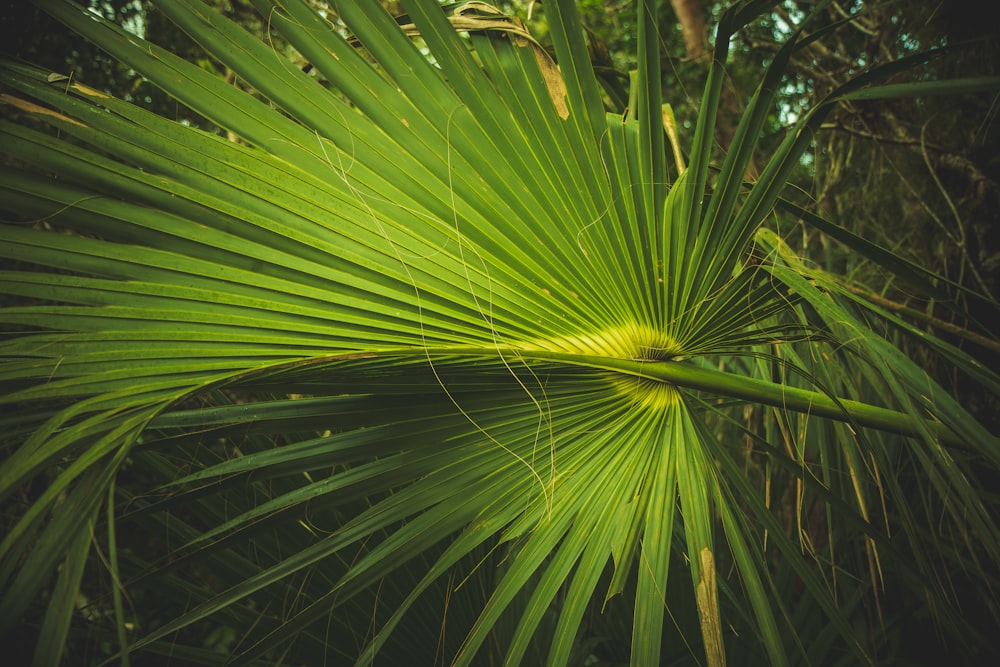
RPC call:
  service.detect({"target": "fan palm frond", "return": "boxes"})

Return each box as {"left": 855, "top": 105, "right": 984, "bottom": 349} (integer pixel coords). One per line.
{"left": 2, "top": 0, "right": 998, "bottom": 665}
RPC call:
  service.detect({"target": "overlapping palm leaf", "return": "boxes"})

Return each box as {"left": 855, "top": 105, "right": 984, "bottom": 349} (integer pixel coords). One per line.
{"left": 2, "top": 0, "right": 999, "bottom": 664}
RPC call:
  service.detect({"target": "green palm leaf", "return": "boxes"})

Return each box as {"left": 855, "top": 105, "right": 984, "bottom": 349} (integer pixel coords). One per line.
{"left": 2, "top": 0, "right": 998, "bottom": 665}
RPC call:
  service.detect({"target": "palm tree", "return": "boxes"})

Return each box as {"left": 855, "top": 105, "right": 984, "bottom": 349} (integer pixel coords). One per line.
{"left": 2, "top": 0, "right": 998, "bottom": 664}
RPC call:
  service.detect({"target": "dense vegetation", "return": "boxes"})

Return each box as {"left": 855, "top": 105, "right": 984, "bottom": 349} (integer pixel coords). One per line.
{"left": 2, "top": 1, "right": 998, "bottom": 665}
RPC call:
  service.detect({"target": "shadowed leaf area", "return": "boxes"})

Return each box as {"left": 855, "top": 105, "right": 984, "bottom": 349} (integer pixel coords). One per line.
{"left": 1, "top": 0, "right": 999, "bottom": 665}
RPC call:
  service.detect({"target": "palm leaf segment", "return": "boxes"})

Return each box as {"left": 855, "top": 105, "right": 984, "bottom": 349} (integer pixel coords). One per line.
{"left": 2, "top": 0, "right": 998, "bottom": 664}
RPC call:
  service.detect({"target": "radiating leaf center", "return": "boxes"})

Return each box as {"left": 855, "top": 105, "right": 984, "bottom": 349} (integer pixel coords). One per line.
{"left": 534, "top": 324, "right": 680, "bottom": 362}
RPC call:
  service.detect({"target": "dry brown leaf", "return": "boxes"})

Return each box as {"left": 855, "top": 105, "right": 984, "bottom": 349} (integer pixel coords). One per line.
{"left": 696, "top": 547, "right": 726, "bottom": 667}
{"left": 0, "top": 93, "right": 86, "bottom": 127}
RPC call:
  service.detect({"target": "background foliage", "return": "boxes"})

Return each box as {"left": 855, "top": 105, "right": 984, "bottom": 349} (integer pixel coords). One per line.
{"left": 2, "top": 1, "right": 999, "bottom": 665}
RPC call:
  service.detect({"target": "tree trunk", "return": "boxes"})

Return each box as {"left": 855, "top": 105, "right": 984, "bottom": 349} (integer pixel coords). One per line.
{"left": 670, "top": 0, "right": 710, "bottom": 62}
